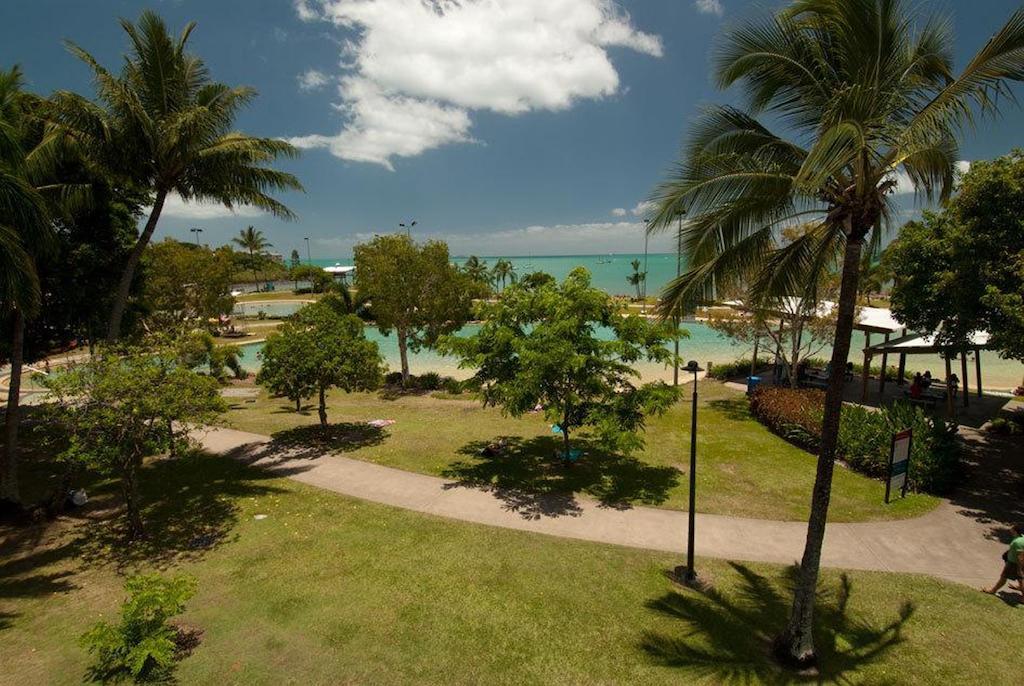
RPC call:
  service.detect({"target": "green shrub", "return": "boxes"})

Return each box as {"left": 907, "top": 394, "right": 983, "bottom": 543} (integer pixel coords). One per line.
{"left": 417, "top": 371, "right": 443, "bottom": 390}
{"left": 749, "top": 387, "right": 960, "bottom": 494}
{"left": 441, "top": 377, "right": 463, "bottom": 395}
{"left": 707, "top": 357, "right": 772, "bottom": 380}
{"left": 81, "top": 574, "right": 197, "bottom": 683}
{"left": 384, "top": 371, "right": 404, "bottom": 385}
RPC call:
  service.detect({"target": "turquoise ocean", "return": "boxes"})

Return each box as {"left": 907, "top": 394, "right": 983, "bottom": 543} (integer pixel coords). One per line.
{"left": 238, "top": 253, "right": 1023, "bottom": 391}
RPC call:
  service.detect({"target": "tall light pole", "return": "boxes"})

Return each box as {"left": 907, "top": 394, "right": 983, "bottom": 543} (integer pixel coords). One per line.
{"left": 676, "top": 359, "right": 704, "bottom": 586}
{"left": 673, "top": 210, "right": 685, "bottom": 386}
{"left": 304, "top": 236, "right": 311, "bottom": 264}
{"left": 642, "top": 219, "right": 651, "bottom": 315}
{"left": 399, "top": 220, "right": 417, "bottom": 237}
{"left": 190, "top": 227, "right": 203, "bottom": 245}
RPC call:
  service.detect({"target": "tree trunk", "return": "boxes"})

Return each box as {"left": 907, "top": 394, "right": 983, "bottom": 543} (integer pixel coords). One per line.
{"left": 295, "top": 397, "right": 301, "bottom": 412}
{"left": 561, "top": 422, "right": 571, "bottom": 461}
{"left": 107, "top": 189, "right": 167, "bottom": 341}
{"left": 789, "top": 321, "right": 804, "bottom": 389}
{"left": 397, "top": 328, "right": 410, "bottom": 384}
{"left": 250, "top": 248, "right": 260, "bottom": 292}
{"left": 774, "top": 236, "right": 863, "bottom": 667}
{"left": 318, "top": 383, "right": 328, "bottom": 426}
{"left": 122, "top": 458, "right": 145, "bottom": 540}
{"left": 2, "top": 309, "right": 25, "bottom": 505}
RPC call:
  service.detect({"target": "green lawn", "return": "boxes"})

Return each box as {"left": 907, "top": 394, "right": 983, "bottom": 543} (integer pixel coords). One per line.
{"left": 0, "top": 452, "right": 1017, "bottom": 685}
{"left": 235, "top": 291, "right": 320, "bottom": 303}
{"left": 223, "top": 381, "right": 937, "bottom": 522}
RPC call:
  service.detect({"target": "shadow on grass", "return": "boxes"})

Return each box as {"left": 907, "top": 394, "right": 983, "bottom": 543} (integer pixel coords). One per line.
{"left": 707, "top": 398, "right": 754, "bottom": 423}
{"left": 70, "top": 452, "right": 289, "bottom": 570}
{"left": 641, "top": 563, "right": 914, "bottom": 684}
{"left": 442, "top": 435, "right": 680, "bottom": 519}
{"left": 264, "top": 423, "right": 386, "bottom": 461}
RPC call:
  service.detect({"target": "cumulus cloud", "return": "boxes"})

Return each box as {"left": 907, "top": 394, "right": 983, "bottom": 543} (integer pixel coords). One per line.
{"left": 630, "top": 200, "right": 657, "bottom": 217}
{"left": 695, "top": 0, "right": 724, "bottom": 16}
{"left": 287, "top": 0, "right": 662, "bottom": 169}
{"left": 298, "top": 69, "right": 330, "bottom": 91}
{"left": 889, "top": 160, "right": 971, "bottom": 196}
{"left": 294, "top": 0, "right": 319, "bottom": 21}
{"left": 158, "top": 192, "right": 265, "bottom": 220}
{"left": 611, "top": 207, "right": 627, "bottom": 217}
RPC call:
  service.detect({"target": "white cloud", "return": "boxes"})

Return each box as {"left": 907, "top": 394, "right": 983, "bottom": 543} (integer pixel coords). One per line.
{"left": 611, "top": 207, "right": 627, "bottom": 217}
{"left": 298, "top": 69, "right": 330, "bottom": 92}
{"left": 158, "top": 192, "right": 265, "bottom": 220}
{"left": 289, "top": 0, "right": 662, "bottom": 169}
{"left": 294, "top": 0, "right": 319, "bottom": 22}
{"left": 695, "top": 0, "right": 724, "bottom": 16}
{"left": 889, "top": 160, "right": 971, "bottom": 196}
{"left": 630, "top": 200, "right": 657, "bottom": 217}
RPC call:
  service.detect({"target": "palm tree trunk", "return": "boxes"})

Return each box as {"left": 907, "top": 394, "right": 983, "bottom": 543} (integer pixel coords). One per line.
{"left": 397, "top": 328, "right": 410, "bottom": 385}
{"left": 2, "top": 309, "right": 25, "bottom": 505}
{"left": 318, "top": 383, "right": 328, "bottom": 426}
{"left": 107, "top": 189, "right": 167, "bottom": 341}
{"left": 249, "top": 248, "right": 259, "bottom": 293}
{"left": 775, "top": 235, "right": 863, "bottom": 667}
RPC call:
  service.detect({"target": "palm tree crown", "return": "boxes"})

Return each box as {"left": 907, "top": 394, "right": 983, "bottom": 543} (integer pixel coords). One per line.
{"left": 48, "top": 10, "right": 303, "bottom": 339}
{"left": 647, "top": 0, "right": 1024, "bottom": 667}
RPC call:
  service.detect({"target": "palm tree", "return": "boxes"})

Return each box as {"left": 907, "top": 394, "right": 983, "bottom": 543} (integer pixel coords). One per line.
{"left": 0, "top": 66, "right": 77, "bottom": 505}
{"left": 233, "top": 226, "right": 271, "bottom": 292}
{"left": 647, "top": 0, "right": 1024, "bottom": 667}
{"left": 49, "top": 10, "right": 302, "bottom": 341}
{"left": 627, "top": 259, "right": 645, "bottom": 301}
{"left": 491, "top": 258, "right": 515, "bottom": 292}
{"left": 463, "top": 255, "right": 489, "bottom": 285}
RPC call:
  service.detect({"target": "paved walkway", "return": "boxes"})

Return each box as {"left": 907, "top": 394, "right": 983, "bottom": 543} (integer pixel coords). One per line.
{"left": 195, "top": 425, "right": 1022, "bottom": 588}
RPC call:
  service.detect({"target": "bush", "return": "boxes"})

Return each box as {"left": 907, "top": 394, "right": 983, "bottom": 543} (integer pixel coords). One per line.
{"left": 441, "top": 377, "right": 464, "bottom": 395}
{"left": 749, "top": 387, "right": 961, "bottom": 494}
{"left": 81, "top": 574, "right": 197, "bottom": 684}
{"left": 416, "top": 371, "right": 443, "bottom": 390}
{"left": 384, "top": 371, "right": 404, "bottom": 386}
{"left": 987, "top": 412, "right": 1024, "bottom": 435}
{"left": 707, "top": 357, "right": 772, "bottom": 380}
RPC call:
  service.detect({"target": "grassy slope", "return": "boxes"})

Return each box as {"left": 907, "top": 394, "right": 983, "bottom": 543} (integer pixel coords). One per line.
{"left": 0, "top": 453, "right": 1017, "bottom": 686}
{"left": 224, "top": 381, "right": 937, "bottom": 522}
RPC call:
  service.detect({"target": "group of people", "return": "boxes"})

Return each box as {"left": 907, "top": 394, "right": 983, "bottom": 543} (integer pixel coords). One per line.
{"left": 908, "top": 369, "right": 959, "bottom": 399}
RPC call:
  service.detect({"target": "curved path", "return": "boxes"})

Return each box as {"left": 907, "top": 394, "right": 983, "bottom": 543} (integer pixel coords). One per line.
{"left": 196, "top": 426, "right": 1021, "bottom": 588}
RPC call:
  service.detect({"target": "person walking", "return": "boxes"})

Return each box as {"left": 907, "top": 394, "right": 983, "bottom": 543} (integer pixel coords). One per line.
{"left": 984, "top": 523, "right": 1024, "bottom": 597}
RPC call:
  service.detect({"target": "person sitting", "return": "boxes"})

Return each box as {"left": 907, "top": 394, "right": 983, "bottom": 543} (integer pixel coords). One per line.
{"left": 922, "top": 370, "right": 933, "bottom": 388}
{"left": 845, "top": 361, "right": 854, "bottom": 381}
{"left": 910, "top": 373, "right": 923, "bottom": 399}
{"left": 948, "top": 372, "right": 960, "bottom": 398}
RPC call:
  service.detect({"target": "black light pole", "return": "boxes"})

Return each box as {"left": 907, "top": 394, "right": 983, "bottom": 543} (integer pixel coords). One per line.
{"left": 190, "top": 227, "right": 203, "bottom": 245}
{"left": 399, "top": 220, "right": 417, "bottom": 237}
{"left": 304, "top": 236, "right": 311, "bottom": 264}
{"left": 677, "top": 359, "right": 704, "bottom": 585}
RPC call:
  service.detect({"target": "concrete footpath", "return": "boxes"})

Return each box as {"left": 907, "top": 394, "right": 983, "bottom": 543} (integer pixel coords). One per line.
{"left": 196, "top": 426, "right": 1017, "bottom": 588}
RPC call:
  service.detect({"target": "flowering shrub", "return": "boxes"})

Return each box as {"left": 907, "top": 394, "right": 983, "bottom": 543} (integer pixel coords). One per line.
{"left": 749, "top": 386, "right": 961, "bottom": 494}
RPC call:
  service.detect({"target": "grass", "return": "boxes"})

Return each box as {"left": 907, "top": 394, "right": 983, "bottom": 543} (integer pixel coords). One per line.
{"left": 0, "top": 451, "right": 1018, "bottom": 685}
{"left": 223, "top": 381, "right": 937, "bottom": 522}
{"left": 235, "top": 290, "right": 320, "bottom": 303}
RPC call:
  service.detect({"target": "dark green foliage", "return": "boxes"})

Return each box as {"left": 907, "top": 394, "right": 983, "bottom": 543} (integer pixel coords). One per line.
{"left": 707, "top": 357, "right": 772, "bottom": 380}
{"left": 81, "top": 574, "right": 197, "bottom": 683}
{"left": 749, "top": 387, "right": 960, "bottom": 494}
{"left": 441, "top": 268, "right": 678, "bottom": 456}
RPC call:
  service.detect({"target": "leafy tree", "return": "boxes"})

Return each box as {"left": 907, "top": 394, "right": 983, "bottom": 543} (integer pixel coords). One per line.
{"left": 232, "top": 226, "right": 272, "bottom": 291}
{"left": 354, "top": 235, "right": 478, "bottom": 383}
{"left": 257, "top": 303, "right": 384, "bottom": 424}
{"left": 889, "top": 152, "right": 1024, "bottom": 364}
{"left": 44, "top": 343, "right": 226, "bottom": 538}
{"left": 176, "top": 330, "right": 244, "bottom": 382}
{"left": 81, "top": 574, "right": 197, "bottom": 684}
{"left": 288, "top": 264, "right": 331, "bottom": 293}
{"left": 140, "top": 239, "right": 235, "bottom": 331}
{"left": 646, "top": 0, "right": 1024, "bottom": 665}
{"left": 441, "top": 268, "right": 677, "bottom": 457}
{"left": 49, "top": 10, "right": 302, "bottom": 341}
{"left": 289, "top": 249, "right": 301, "bottom": 288}
{"left": 627, "top": 258, "right": 646, "bottom": 301}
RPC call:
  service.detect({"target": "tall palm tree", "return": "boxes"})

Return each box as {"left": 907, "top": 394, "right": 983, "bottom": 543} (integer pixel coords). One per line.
{"left": 49, "top": 10, "right": 302, "bottom": 341}
{"left": 463, "top": 255, "right": 489, "bottom": 285}
{"left": 648, "top": 0, "right": 1024, "bottom": 667}
{"left": 0, "top": 66, "right": 77, "bottom": 505}
{"left": 627, "top": 258, "right": 645, "bottom": 301}
{"left": 491, "top": 258, "right": 515, "bottom": 292}
{"left": 232, "top": 225, "right": 271, "bottom": 292}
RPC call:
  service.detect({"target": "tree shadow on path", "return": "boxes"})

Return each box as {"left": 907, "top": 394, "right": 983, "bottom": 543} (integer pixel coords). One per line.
{"left": 641, "top": 563, "right": 914, "bottom": 684}
{"left": 442, "top": 435, "right": 679, "bottom": 520}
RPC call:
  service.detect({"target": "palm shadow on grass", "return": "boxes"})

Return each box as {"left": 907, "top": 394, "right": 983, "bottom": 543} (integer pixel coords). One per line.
{"left": 641, "top": 563, "right": 914, "bottom": 684}
{"left": 442, "top": 435, "right": 680, "bottom": 519}
{"left": 262, "top": 423, "right": 386, "bottom": 461}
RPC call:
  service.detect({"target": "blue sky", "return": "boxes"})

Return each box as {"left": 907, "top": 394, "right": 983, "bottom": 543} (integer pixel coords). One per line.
{"left": 2, "top": 0, "right": 1022, "bottom": 257}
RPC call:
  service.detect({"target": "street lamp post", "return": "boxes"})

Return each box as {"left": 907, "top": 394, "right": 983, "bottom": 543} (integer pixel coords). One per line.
{"left": 304, "top": 236, "right": 311, "bottom": 264}
{"left": 676, "top": 359, "right": 704, "bottom": 586}
{"left": 189, "top": 227, "right": 203, "bottom": 245}
{"left": 398, "top": 220, "right": 417, "bottom": 237}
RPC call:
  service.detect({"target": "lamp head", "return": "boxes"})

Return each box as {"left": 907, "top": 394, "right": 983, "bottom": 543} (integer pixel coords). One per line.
{"left": 683, "top": 360, "right": 703, "bottom": 373}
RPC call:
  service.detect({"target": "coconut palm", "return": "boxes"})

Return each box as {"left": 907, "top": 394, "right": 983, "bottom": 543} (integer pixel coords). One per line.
{"left": 491, "top": 258, "right": 515, "bottom": 292}
{"left": 647, "top": 0, "right": 1024, "bottom": 666}
{"left": 232, "top": 226, "right": 272, "bottom": 291}
{"left": 627, "top": 259, "right": 645, "bottom": 301}
{"left": 463, "top": 255, "right": 489, "bottom": 285}
{"left": 48, "top": 10, "right": 302, "bottom": 341}
{"left": 1, "top": 66, "right": 83, "bottom": 505}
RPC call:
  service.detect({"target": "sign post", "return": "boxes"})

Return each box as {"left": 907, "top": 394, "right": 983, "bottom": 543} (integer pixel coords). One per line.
{"left": 886, "top": 429, "right": 913, "bottom": 503}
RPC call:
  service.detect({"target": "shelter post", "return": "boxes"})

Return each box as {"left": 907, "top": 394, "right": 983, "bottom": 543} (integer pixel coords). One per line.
{"left": 975, "top": 350, "right": 983, "bottom": 397}
{"left": 861, "top": 332, "right": 872, "bottom": 403}
{"left": 897, "top": 352, "right": 906, "bottom": 385}
{"left": 944, "top": 354, "right": 954, "bottom": 417}
{"left": 878, "top": 333, "right": 890, "bottom": 395}
{"left": 960, "top": 348, "right": 969, "bottom": 408}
